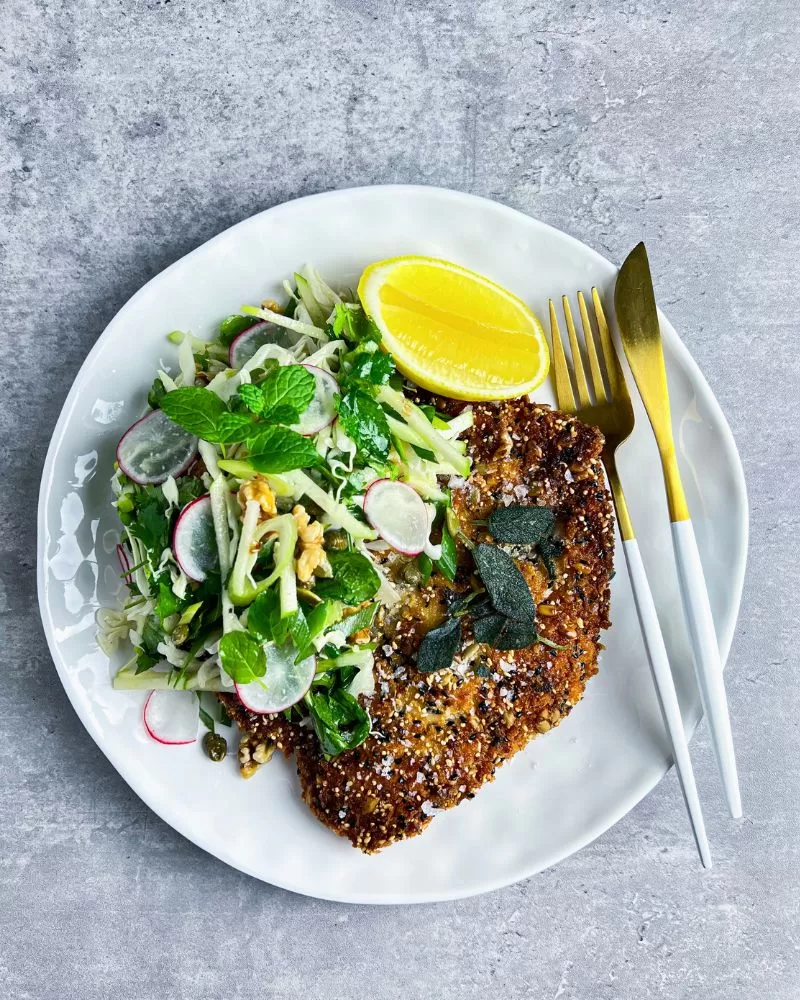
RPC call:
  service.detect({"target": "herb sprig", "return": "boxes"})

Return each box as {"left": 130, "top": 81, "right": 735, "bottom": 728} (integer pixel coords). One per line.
{"left": 488, "top": 504, "right": 563, "bottom": 582}
{"left": 159, "top": 374, "right": 321, "bottom": 474}
{"left": 416, "top": 504, "right": 562, "bottom": 672}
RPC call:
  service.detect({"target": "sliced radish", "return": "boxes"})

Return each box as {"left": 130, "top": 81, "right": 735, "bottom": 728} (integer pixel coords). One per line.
{"left": 117, "top": 409, "right": 198, "bottom": 485}
{"left": 143, "top": 690, "right": 198, "bottom": 745}
{"left": 235, "top": 644, "right": 316, "bottom": 714}
{"left": 116, "top": 543, "right": 132, "bottom": 584}
{"left": 229, "top": 321, "right": 304, "bottom": 369}
{"left": 293, "top": 364, "right": 338, "bottom": 436}
{"left": 363, "top": 479, "right": 429, "bottom": 556}
{"left": 172, "top": 495, "right": 219, "bottom": 582}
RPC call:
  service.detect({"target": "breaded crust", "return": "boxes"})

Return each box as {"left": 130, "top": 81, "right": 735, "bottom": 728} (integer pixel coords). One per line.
{"left": 221, "top": 400, "right": 614, "bottom": 852}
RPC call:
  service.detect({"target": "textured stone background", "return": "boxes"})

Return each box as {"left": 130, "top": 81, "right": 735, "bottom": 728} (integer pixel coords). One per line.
{"left": 2, "top": 1, "right": 798, "bottom": 997}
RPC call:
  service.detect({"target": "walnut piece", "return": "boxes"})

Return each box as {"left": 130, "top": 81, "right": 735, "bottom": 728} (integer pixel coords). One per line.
{"left": 292, "top": 504, "right": 331, "bottom": 583}
{"left": 238, "top": 736, "right": 275, "bottom": 778}
{"left": 238, "top": 477, "right": 277, "bottom": 520}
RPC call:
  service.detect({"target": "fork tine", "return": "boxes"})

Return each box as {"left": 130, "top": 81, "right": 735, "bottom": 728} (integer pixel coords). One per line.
{"left": 562, "top": 295, "right": 592, "bottom": 408}
{"left": 548, "top": 299, "right": 576, "bottom": 413}
{"left": 592, "top": 288, "right": 630, "bottom": 403}
{"left": 578, "top": 291, "right": 607, "bottom": 403}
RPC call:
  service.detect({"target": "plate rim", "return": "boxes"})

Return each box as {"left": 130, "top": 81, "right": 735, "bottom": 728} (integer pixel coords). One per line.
{"left": 37, "top": 184, "right": 749, "bottom": 903}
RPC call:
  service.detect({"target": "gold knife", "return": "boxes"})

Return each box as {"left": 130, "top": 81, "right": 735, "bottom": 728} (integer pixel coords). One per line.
{"left": 615, "top": 243, "right": 742, "bottom": 818}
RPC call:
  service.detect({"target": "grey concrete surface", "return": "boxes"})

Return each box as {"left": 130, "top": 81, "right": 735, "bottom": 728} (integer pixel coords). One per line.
{"left": 2, "top": 1, "right": 798, "bottom": 997}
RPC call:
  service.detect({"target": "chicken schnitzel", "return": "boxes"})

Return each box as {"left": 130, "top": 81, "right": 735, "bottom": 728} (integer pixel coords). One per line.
{"left": 221, "top": 398, "right": 614, "bottom": 852}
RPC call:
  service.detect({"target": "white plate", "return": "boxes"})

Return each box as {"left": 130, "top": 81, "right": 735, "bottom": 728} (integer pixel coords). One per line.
{"left": 37, "top": 186, "right": 748, "bottom": 904}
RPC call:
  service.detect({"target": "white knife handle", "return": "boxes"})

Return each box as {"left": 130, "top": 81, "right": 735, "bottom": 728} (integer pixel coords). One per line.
{"left": 671, "top": 520, "right": 742, "bottom": 818}
{"left": 622, "top": 538, "right": 711, "bottom": 867}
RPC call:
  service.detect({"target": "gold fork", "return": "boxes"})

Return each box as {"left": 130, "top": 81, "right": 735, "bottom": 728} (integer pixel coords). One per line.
{"left": 550, "top": 290, "right": 711, "bottom": 868}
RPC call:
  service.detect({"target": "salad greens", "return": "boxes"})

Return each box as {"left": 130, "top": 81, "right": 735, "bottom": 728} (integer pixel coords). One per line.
{"left": 101, "top": 265, "right": 476, "bottom": 758}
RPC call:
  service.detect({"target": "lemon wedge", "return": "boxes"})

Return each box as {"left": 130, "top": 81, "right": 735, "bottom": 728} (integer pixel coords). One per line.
{"left": 358, "top": 255, "right": 549, "bottom": 401}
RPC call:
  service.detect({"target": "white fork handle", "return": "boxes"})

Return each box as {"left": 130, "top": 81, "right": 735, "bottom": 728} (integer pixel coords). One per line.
{"left": 622, "top": 538, "right": 712, "bottom": 867}
{"left": 671, "top": 520, "right": 742, "bottom": 818}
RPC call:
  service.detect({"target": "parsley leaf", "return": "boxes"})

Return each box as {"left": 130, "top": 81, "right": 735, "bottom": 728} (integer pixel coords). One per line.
{"left": 135, "top": 615, "right": 163, "bottom": 673}
{"left": 332, "top": 303, "right": 382, "bottom": 344}
{"left": 147, "top": 378, "right": 167, "bottom": 410}
{"left": 156, "top": 579, "right": 183, "bottom": 622}
{"left": 218, "top": 631, "right": 266, "bottom": 684}
{"left": 177, "top": 476, "right": 206, "bottom": 507}
{"left": 346, "top": 349, "right": 394, "bottom": 387}
{"left": 128, "top": 496, "right": 169, "bottom": 555}
{"left": 306, "top": 688, "right": 371, "bottom": 757}
{"left": 246, "top": 425, "right": 322, "bottom": 474}
{"left": 248, "top": 590, "right": 309, "bottom": 649}
{"left": 336, "top": 388, "right": 391, "bottom": 462}
{"left": 314, "top": 551, "right": 381, "bottom": 604}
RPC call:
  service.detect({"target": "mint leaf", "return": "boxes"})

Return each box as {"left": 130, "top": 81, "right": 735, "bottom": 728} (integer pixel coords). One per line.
{"left": 246, "top": 424, "right": 321, "bottom": 473}
{"left": 216, "top": 411, "right": 256, "bottom": 443}
{"left": 260, "top": 365, "right": 316, "bottom": 424}
{"left": 314, "top": 551, "right": 381, "bottom": 604}
{"left": 237, "top": 383, "right": 265, "bottom": 415}
{"left": 219, "top": 631, "right": 266, "bottom": 683}
{"left": 417, "top": 617, "right": 462, "bottom": 673}
{"left": 473, "top": 543, "right": 536, "bottom": 622}
{"left": 336, "top": 388, "right": 390, "bottom": 462}
{"left": 160, "top": 387, "right": 227, "bottom": 441}
{"left": 160, "top": 387, "right": 254, "bottom": 443}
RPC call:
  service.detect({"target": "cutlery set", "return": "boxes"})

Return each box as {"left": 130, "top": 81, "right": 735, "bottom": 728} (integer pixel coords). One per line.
{"left": 549, "top": 243, "right": 741, "bottom": 866}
